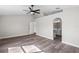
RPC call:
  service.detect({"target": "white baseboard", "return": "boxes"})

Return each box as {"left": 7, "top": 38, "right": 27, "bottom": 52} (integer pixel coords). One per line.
{"left": 0, "top": 33, "right": 33, "bottom": 40}
{"left": 62, "top": 41, "right": 79, "bottom": 48}
{"left": 36, "top": 34, "right": 53, "bottom": 40}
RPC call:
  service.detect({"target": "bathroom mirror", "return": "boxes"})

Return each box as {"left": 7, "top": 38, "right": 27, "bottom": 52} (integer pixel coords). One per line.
{"left": 53, "top": 18, "right": 62, "bottom": 41}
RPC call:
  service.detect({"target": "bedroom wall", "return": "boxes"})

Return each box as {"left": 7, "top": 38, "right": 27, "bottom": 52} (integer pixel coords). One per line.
{"left": 0, "top": 15, "right": 33, "bottom": 39}
{"left": 62, "top": 7, "right": 79, "bottom": 47}
{"left": 35, "top": 12, "right": 63, "bottom": 40}
{"left": 35, "top": 7, "right": 79, "bottom": 47}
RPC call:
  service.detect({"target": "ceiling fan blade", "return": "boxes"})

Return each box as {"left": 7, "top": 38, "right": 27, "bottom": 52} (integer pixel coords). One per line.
{"left": 34, "top": 11, "right": 40, "bottom": 14}
{"left": 29, "top": 7, "right": 32, "bottom": 11}
{"left": 34, "top": 9, "right": 40, "bottom": 11}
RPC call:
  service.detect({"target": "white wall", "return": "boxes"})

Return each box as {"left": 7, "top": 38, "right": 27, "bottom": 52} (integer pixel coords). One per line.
{"left": 35, "top": 7, "right": 79, "bottom": 47}
{"left": 35, "top": 13, "right": 63, "bottom": 40}
{"left": 0, "top": 15, "right": 33, "bottom": 39}
{"left": 62, "top": 7, "right": 79, "bottom": 47}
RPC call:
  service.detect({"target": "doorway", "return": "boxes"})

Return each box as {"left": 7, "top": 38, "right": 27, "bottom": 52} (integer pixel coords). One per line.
{"left": 53, "top": 18, "right": 62, "bottom": 41}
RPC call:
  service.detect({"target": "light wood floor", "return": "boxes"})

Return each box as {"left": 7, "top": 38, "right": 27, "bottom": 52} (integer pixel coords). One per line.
{"left": 0, "top": 34, "right": 79, "bottom": 53}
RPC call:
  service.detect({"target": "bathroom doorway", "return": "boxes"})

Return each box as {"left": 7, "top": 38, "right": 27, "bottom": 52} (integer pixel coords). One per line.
{"left": 53, "top": 18, "right": 62, "bottom": 41}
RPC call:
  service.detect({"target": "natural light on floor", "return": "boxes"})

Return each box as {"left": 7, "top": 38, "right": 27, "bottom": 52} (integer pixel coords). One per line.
{"left": 8, "top": 45, "right": 44, "bottom": 53}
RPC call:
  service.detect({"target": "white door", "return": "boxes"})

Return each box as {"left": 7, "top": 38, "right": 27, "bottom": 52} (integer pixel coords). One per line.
{"left": 29, "top": 22, "right": 36, "bottom": 34}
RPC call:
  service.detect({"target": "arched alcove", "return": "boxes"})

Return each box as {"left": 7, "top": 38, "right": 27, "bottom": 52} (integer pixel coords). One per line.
{"left": 53, "top": 18, "right": 62, "bottom": 41}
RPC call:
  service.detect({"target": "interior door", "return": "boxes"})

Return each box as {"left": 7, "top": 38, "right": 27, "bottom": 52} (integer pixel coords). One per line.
{"left": 29, "top": 22, "right": 36, "bottom": 34}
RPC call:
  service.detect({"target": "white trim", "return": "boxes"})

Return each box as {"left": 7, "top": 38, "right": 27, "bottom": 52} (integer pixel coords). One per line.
{"left": 36, "top": 34, "right": 53, "bottom": 40}
{"left": 62, "top": 41, "right": 79, "bottom": 48}
{"left": 0, "top": 34, "right": 33, "bottom": 40}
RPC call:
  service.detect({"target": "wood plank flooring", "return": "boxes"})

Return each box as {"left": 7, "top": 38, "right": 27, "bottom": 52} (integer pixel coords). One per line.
{"left": 0, "top": 34, "right": 79, "bottom": 53}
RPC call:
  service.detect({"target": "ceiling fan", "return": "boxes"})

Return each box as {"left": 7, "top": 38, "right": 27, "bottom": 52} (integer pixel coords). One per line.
{"left": 23, "top": 5, "right": 40, "bottom": 15}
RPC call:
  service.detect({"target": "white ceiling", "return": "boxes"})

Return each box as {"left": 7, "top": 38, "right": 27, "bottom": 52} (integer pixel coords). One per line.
{"left": 0, "top": 5, "right": 27, "bottom": 15}
{"left": 0, "top": 5, "right": 78, "bottom": 15}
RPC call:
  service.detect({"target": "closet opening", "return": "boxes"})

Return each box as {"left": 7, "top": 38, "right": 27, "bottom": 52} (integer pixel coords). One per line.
{"left": 53, "top": 18, "right": 62, "bottom": 41}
